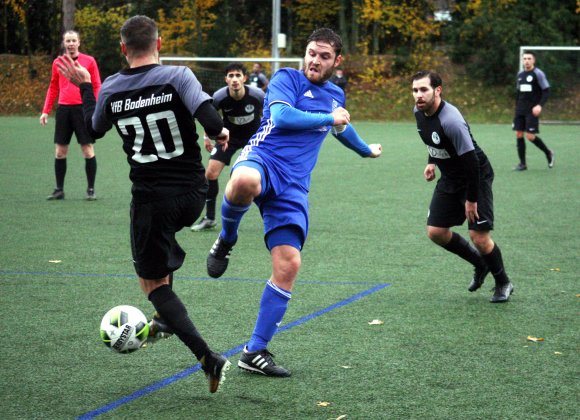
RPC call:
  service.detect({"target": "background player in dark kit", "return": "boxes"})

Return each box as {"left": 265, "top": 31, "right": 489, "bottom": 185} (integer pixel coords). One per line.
{"left": 411, "top": 70, "right": 514, "bottom": 303}
{"left": 512, "top": 51, "right": 554, "bottom": 171}
{"left": 191, "top": 62, "right": 265, "bottom": 232}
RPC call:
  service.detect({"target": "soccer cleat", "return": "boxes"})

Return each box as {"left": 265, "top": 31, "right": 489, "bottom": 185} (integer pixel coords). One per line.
{"left": 47, "top": 189, "right": 65, "bottom": 200}
{"left": 207, "top": 236, "right": 236, "bottom": 278}
{"left": 146, "top": 312, "right": 174, "bottom": 345}
{"left": 201, "top": 352, "right": 232, "bottom": 393}
{"left": 547, "top": 150, "right": 555, "bottom": 168}
{"left": 468, "top": 265, "right": 490, "bottom": 292}
{"left": 191, "top": 217, "right": 217, "bottom": 232}
{"left": 489, "top": 281, "right": 514, "bottom": 303}
{"left": 238, "top": 348, "right": 291, "bottom": 377}
{"left": 86, "top": 188, "right": 97, "bottom": 201}
{"left": 513, "top": 163, "right": 527, "bottom": 171}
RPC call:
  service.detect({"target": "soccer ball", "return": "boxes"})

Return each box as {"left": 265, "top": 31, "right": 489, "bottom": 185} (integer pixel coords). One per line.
{"left": 100, "top": 305, "right": 150, "bottom": 354}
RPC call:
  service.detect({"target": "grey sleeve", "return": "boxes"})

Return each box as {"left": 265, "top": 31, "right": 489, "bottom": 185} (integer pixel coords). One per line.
{"left": 178, "top": 67, "right": 212, "bottom": 116}
{"left": 440, "top": 106, "right": 474, "bottom": 156}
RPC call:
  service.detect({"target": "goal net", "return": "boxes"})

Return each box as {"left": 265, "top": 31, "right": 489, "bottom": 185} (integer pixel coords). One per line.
{"left": 159, "top": 56, "right": 303, "bottom": 96}
{"left": 518, "top": 46, "right": 580, "bottom": 124}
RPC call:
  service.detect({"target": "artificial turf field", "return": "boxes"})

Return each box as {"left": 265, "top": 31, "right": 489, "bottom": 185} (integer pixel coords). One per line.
{"left": 0, "top": 116, "right": 578, "bottom": 419}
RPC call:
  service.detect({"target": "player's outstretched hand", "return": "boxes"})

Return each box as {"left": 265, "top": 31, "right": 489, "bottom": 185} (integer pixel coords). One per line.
{"left": 368, "top": 143, "right": 382, "bottom": 158}
{"left": 56, "top": 54, "right": 91, "bottom": 86}
{"left": 424, "top": 163, "right": 436, "bottom": 182}
{"left": 210, "top": 127, "right": 230, "bottom": 152}
{"left": 203, "top": 134, "right": 214, "bottom": 153}
{"left": 331, "top": 107, "right": 350, "bottom": 126}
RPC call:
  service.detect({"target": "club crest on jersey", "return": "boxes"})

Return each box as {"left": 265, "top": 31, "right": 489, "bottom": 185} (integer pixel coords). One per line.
{"left": 431, "top": 132, "right": 441, "bottom": 144}
{"left": 245, "top": 104, "right": 255, "bottom": 113}
{"left": 526, "top": 75, "right": 533, "bottom": 82}
{"left": 332, "top": 99, "right": 339, "bottom": 110}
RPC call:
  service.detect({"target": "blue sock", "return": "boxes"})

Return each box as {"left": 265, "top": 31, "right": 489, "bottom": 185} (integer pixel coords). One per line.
{"left": 246, "top": 280, "right": 291, "bottom": 352}
{"left": 220, "top": 196, "right": 250, "bottom": 243}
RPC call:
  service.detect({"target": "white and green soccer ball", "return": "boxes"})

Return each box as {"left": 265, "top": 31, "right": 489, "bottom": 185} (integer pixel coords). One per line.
{"left": 100, "top": 305, "right": 150, "bottom": 354}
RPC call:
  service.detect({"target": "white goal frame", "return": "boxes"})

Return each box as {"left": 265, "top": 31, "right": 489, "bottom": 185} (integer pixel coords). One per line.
{"left": 159, "top": 56, "right": 303, "bottom": 70}
{"left": 518, "top": 46, "right": 580, "bottom": 72}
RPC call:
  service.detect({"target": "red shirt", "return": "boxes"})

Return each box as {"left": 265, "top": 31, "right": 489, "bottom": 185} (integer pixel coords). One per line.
{"left": 42, "top": 52, "right": 102, "bottom": 114}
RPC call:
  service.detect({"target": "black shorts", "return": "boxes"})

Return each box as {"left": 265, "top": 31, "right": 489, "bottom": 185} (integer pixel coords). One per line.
{"left": 130, "top": 186, "right": 207, "bottom": 279}
{"left": 427, "top": 175, "right": 495, "bottom": 231}
{"left": 209, "top": 140, "right": 247, "bottom": 165}
{"left": 54, "top": 105, "right": 94, "bottom": 145}
{"left": 512, "top": 113, "right": 540, "bottom": 134}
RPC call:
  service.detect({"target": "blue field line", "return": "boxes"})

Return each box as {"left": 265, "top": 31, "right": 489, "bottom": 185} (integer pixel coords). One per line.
{"left": 76, "top": 282, "right": 390, "bottom": 420}
{"left": 0, "top": 269, "right": 379, "bottom": 286}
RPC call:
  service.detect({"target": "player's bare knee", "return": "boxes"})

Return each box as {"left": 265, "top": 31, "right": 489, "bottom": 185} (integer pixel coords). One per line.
{"left": 427, "top": 226, "right": 449, "bottom": 245}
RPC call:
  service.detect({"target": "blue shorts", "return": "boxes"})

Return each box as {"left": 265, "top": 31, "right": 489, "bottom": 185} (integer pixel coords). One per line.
{"left": 233, "top": 159, "right": 308, "bottom": 251}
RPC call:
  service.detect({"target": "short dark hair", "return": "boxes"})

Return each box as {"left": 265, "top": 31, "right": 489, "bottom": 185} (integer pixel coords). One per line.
{"left": 120, "top": 15, "right": 158, "bottom": 54}
{"left": 411, "top": 70, "right": 443, "bottom": 89}
{"left": 225, "top": 62, "right": 247, "bottom": 76}
{"left": 306, "top": 28, "right": 343, "bottom": 56}
{"left": 522, "top": 51, "right": 536, "bottom": 59}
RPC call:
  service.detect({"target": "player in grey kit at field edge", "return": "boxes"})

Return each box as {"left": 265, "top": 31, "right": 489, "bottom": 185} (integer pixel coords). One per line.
{"left": 191, "top": 63, "right": 265, "bottom": 232}
{"left": 411, "top": 70, "right": 514, "bottom": 303}
{"left": 56, "top": 15, "right": 231, "bottom": 393}
{"left": 512, "top": 51, "right": 554, "bottom": 171}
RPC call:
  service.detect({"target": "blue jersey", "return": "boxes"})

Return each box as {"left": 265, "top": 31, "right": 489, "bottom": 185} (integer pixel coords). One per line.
{"left": 236, "top": 68, "right": 345, "bottom": 192}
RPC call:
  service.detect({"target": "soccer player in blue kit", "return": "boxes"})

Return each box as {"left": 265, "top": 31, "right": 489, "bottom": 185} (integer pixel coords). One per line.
{"left": 56, "top": 15, "right": 231, "bottom": 393}
{"left": 206, "top": 28, "right": 382, "bottom": 377}
{"left": 411, "top": 70, "right": 514, "bottom": 304}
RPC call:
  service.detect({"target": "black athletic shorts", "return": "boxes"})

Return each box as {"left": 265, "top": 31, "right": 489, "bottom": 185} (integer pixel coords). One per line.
{"left": 512, "top": 113, "right": 540, "bottom": 134}
{"left": 54, "top": 105, "right": 94, "bottom": 145}
{"left": 427, "top": 174, "right": 495, "bottom": 231}
{"left": 209, "top": 139, "right": 248, "bottom": 165}
{"left": 130, "top": 185, "right": 207, "bottom": 279}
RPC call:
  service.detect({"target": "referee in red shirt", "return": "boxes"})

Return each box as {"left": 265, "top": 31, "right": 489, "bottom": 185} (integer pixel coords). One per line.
{"left": 40, "top": 30, "right": 101, "bottom": 200}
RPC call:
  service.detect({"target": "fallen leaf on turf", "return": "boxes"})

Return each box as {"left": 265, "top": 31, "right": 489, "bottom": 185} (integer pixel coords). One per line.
{"left": 527, "top": 336, "right": 544, "bottom": 342}
{"left": 368, "top": 319, "right": 384, "bottom": 325}
{"left": 554, "top": 352, "right": 562, "bottom": 355}
{"left": 576, "top": 294, "right": 580, "bottom": 298}
{"left": 549, "top": 268, "right": 560, "bottom": 272}
{"left": 336, "top": 415, "right": 347, "bottom": 420}
{"left": 48, "top": 260, "right": 62, "bottom": 263}
{"left": 317, "top": 401, "right": 331, "bottom": 407}
{"left": 340, "top": 365, "right": 352, "bottom": 369}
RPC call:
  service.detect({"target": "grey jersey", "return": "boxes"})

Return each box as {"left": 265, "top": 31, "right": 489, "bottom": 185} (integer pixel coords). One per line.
{"left": 93, "top": 64, "right": 211, "bottom": 202}
{"left": 414, "top": 100, "right": 492, "bottom": 191}
{"left": 515, "top": 67, "right": 550, "bottom": 113}
{"left": 212, "top": 85, "right": 264, "bottom": 146}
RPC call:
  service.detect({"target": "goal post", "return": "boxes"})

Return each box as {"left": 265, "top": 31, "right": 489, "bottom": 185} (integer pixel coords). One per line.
{"left": 159, "top": 56, "right": 303, "bottom": 95}
{"left": 517, "top": 46, "right": 580, "bottom": 124}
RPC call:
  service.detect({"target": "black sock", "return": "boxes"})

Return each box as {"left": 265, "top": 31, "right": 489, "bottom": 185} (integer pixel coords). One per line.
{"left": 206, "top": 179, "right": 219, "bottom": 220}
{"left": 85, "top": 156, "right": 97, "bottom": 190}
{"left": 516, "top": 137, "right": 526, "bottom": 165}
{"left": 55, "top": 158, "right": 67, "bottom": 190}
{"left": 441, "top": 232, "right": 486, "bottom": 269}
{"left": 481, "top": 244, "right": 510, "bottom": 285}
{"left": 148, "top": 285, "right": 210, "bottom": 360}
{"left": 531, "top": 136, "right": 550, "bottom": 155}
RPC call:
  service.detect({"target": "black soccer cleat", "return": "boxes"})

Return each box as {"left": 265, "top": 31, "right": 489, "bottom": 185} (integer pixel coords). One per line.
{"left": 207, "top": 236, "right": 236, "bottom": 278}
{"left": 490, "top": 281, "right": 514, "bottom": 303}
{"left": 238, "top": 348, "right": 291, "bottom": 377}
{"left": 468, "top": 265, "right": 490, "bottom": 292}
{"left": 513, "top": 163, "right": 527, "bottom": 171}
{"left": 86, "top": 188, "right": 97, "bottom": 201}
{"left": 201, "top": 351, "right": 232, "bottom": 393}
{"left": 47, "top": 189, "right": 65, "bottom": 200}
{"left": 547, "top": 150, "right": 555, "bottom": 168}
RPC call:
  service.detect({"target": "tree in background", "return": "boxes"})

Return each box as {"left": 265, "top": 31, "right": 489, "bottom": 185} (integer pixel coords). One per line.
{"left": 445, "top": 0, "right": 579, "bottom": 86}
